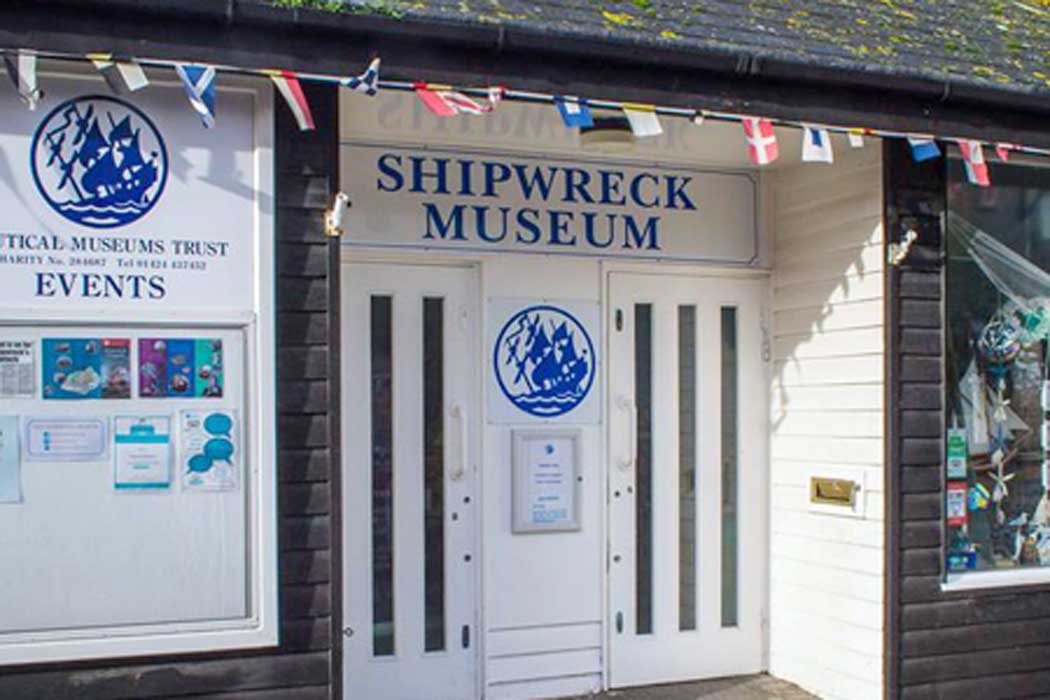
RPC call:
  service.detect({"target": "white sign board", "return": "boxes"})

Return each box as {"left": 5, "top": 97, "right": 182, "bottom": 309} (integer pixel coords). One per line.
{"left": 0, "top": 74, "right": 261, "bottom": 315}
{"left": 342, "top": 144, "right": 757, "bottom": 263}
{"left": 488, "top": 297, "right": 600, "bottom": 424}
{"left": 512, "top": 430, "right": 581, "bottom": 533}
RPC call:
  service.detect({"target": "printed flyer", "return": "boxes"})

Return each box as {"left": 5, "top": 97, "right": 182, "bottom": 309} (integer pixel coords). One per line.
{"left": 0, "top": 340, "right": 34, "bottom": 398}
{"left": 23, "top": 417, "right": 108, "bottom": 462}
{"left": 41, "top": 338, "right": 130, "bottom": 400}
{"left": 140, "top": 338, "right": 223, "bottom": 398}
{"left": 180, "top": 409, "right": 238, "bottom": 491}
{"left": 113, "top": 416, "right": 172, "bottom": 490}
{"left": 0, "top": 416, "right": 21, "bottom": 504}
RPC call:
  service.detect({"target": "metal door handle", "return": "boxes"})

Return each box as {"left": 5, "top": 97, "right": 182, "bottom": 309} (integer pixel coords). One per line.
{"left": 617, "top": 395, "right": 636, "bottom": 471}
{"left": 450, "top": 403, "right": 468, "bottom": 481}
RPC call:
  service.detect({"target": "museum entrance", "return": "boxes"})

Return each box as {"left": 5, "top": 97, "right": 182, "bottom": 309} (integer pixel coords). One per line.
{"left": 341, "top": 261, "right": 481, "bottom": 700}
{"left": 607, "top": 271, "right": 768, "bottom": 687}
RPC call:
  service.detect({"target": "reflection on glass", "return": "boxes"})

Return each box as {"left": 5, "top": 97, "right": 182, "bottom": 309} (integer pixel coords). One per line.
{"left": 635, "top": 303, "right": 653, "bottom": 635}
{"left": 679, "top": 305, "right": 697, "bottom": 631}
{"left": 423, "top": 298, "right": 446, "bottom": 652}
{"left": 721, "top": 307, "right": 739, "bottom": 628}
{"left": 371, "top": 295, "right": 395, "bottom": 656}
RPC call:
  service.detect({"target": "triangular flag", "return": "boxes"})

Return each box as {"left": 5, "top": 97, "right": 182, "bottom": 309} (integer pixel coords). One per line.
{"left": 995, "top": 143, "right": 1015, "bottom": 162}
{"left": 342, "top": 57, "right": 380, "bottom": 96}
{"left": 848, "top": 129, "right": 865, "bottom": 148}
{"left": 4, "top": 50, "right": 41, "bottom": 110}
{"left": 555, "top": 96, "right": 593, "bottom": 128}
{"left": 958, "top": 139, "right": 991, "bottom": 187}
{"left": 88, "top": 53, "right": 149, "bottom": 93}
{"left": 269, "top": 70, "right": 315, "bottom": 131}
{"left": 622, "top": 103, "right": 662, "bottom": 137}
{"left": 742, "top": 117, "right": 778, "bottom": 165}
{"left": 414, "top": 83, "right": 503, "bottom": 116}
{"left": 907, "top": 137, "right": 941, "bottom": 162}
{"left": 802, "top": 125, "right": 834, "bottom": 163}
{"left": 175, "top": 64, "right": 216, "bottom": 128}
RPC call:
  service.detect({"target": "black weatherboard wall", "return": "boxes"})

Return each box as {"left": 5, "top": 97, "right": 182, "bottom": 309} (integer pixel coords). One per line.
{"left": 886, "top": 141, "right": 1050, "bottom": 699}
{"left": 0, "top": 83, "right": 341, "bottom": 699}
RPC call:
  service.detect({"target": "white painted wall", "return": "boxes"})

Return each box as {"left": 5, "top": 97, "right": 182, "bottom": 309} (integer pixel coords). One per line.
{"left": 768, "top": 141, "right": 885, "bottom": 700}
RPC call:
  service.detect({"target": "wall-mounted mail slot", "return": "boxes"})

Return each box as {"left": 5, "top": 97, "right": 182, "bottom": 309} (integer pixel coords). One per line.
{"left": 810, "top": 477, "right": 858, "bottom": 507}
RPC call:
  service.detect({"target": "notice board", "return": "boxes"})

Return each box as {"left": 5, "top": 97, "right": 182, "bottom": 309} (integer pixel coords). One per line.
{"left": 0, "top": 63, "right": 275, "bottom": 664}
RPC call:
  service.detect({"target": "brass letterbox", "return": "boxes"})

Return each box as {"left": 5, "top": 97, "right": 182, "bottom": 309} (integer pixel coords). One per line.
{"left": 810, "top": 477, "right": 857, "bottom": 507}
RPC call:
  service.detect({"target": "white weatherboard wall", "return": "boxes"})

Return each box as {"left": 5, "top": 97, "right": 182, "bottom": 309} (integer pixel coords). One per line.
{"left": 768, "top": 143, "right": 885, "bottom": 700}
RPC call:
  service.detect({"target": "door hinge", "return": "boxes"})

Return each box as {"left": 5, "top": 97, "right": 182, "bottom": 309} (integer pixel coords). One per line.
{"left": 461, "top": 625, "right": 471, "bottom": 649}
{"left": 760, "top": 313, "right": 772, "bottom": 363}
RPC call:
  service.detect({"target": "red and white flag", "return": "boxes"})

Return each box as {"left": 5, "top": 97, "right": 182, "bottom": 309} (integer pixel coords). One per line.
{"left": 415, "top": 83, "right": 504, "bottom": 116}
{"left": 958, "top": 139, "right": 990, "bottom": 187}
{"left": 995, "top": 143, "right": 1017, "bottom": 162}
{"left": 742, "top": 117, "right": 778, "bottom": 165}
{"left": 269, "top": 70, "right": 314, "bottom": 131}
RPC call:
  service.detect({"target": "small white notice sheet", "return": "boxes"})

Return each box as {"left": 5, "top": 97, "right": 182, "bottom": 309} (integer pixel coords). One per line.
{"left": 0, "top": 416, "right": 21, "bottom": 503}
{"left": 114, "top": 416, "right": 172, "bottom": 490}
{"left": 512, "top": 430, "right": 580, "bottom": 533}
{"left": 0, "top": 340, "right": 34, "bottom": 398}
{"left": 24, "top": 417, "right": 107, "bottom": 462}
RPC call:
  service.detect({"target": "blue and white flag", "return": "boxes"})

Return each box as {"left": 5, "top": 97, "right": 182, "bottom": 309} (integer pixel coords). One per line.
{"left": 802, "top": 125, "right": 833, "bottom": 163}
{"left": 342, "top": 57, "right": 380, "bottom": 96}
{"left": 555, "top": 96, "right": 593, "bottom": 128}
{"left": 175, "top": 64, "right": 216, "bottom": 128}
{"left": 907, "top": 136, "right": 941, "bottom": 162}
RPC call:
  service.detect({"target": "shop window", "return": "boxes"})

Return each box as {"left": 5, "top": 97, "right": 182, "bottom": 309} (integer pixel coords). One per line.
{"left": 945, "top": 154, "right": 1050, "bottom": 581}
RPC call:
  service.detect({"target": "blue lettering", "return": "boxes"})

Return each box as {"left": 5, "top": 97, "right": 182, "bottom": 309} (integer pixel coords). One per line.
{"left": 584, "top": 214, "right": 615, "bottom": 248}
{"left": 410, "top": 157, "right": 450, "bottom": 194}
{"left": 599, "top": 171, "right": 626, "bottom": 205}
{"left": 548, "top": 210, "right": 577, "bottom": 246}
{"left": 665, "top": 175, "right": 697, "bottom": 210}
{"left": 458, "top": 160, "right": 475, "bottom": 196}
{"left": 515, "top": 208, "right": 541, "bottom": 244}
{"left": 483, "top": 162, "right": 512, "bottom": 197}
{"left": 623, "top": 216, "right": 661, "bottom": 250}
{"left": 422, "top": 203, "right": 467, "bottom": 240}
{"left": 563, "top": 168, "right": 595, "bottom": 204}
{"left": 475, "top": 206, "right": 510, "bottom": 242}
{"left": 376, "top": 154, "right": 404, "bottom": 192}
{"left": 513, "top": 164, "right": 557, "bottom": 201}
{"left": 629, "top": 173, "right": 659, "bottom": 208}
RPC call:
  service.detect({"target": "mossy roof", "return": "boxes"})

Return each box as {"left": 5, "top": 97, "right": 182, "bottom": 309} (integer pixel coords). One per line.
{"left": 275, "top": 0, "right": 1050, "bottom": 98}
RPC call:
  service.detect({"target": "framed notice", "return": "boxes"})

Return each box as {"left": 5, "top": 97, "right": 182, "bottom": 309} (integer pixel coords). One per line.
{"left": 512, "top": 429, "right": 581, "bottom": 533}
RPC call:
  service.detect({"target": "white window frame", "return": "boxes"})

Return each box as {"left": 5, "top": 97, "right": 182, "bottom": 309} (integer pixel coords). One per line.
{"left": 0, "top": 71, "right": 277, "bottom": 665}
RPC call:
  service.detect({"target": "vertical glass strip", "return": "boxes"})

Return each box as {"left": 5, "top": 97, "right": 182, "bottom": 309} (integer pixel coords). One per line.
{"left": 371, "top": 296, "right": 395, "bottom": 656}
{"left": 720, "top": 307, "right": 739, "bottom": 628}
{"left": 422, "top": 298, "right": 446, "bottom": 653}
{"left": 634, "top": 304, "right": 653, "bottom": 635}
{"left": 678, "top": 305, "right": 697, "bottom": 631}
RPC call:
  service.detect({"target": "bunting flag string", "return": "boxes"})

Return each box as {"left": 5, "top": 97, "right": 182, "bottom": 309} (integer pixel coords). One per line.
{"left": 4, "top": 49, "right": 41, "bottom": 110}
{"left": 88, "top": 53, "right": 149, "bottom": 93}
{"left": 802, "top": 125, "right": 834, "bottom": 163}
{"left": 554, "top": 96, "right": 593, "bottom": 128}
{"left": 742, "top": 117, "right": 778, "bottom": 165}
{"left": 269, "top": 70, "right": 315, "bottom": 131}
{"left": 175, "top": 63, "right": 217, "bottom": 128}
{"left": 621, "top": 103, "right": 663, "bottom": 137}
{"left": 959, "top": 139, "right": 991, "bottom": 187}
{"left": 343, "top": 57, "right": 380, "bottom": 96}
{"left": 4, "top": 47, "right": 1050, "bottom": 187}
{"left": 414, "top": 82, "right": 504, "bottom": 116}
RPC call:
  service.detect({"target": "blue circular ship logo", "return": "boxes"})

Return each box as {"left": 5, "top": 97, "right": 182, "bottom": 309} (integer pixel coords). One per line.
{"left": 494, "top": 305, "right": 595, "bottom": 417}
{"left": 31, "top": 95, "right": 168, "bottom": 229}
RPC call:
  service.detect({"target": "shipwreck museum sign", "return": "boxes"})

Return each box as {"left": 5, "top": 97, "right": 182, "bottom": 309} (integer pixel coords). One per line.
{"left": 342, "top": 144, "right": 759, "bottom": 264}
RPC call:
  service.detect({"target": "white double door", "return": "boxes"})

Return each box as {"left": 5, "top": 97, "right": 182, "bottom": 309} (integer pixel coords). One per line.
{"left": 607, "top": 272, "right": 768, "bottom": 688}
{"left": 342, "top": 262, "right": 479, "bottom": 700}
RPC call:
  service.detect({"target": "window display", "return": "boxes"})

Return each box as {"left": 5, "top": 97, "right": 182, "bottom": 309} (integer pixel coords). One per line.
{"left": 946, "top": 155, "right": 1050, "bottom": 574}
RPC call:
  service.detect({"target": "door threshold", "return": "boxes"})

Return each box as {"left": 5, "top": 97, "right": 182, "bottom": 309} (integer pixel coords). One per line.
{"left": 564, "top": 674, "right": 817, "bottom": 700}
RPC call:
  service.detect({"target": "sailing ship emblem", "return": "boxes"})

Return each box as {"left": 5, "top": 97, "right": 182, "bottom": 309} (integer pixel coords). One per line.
{"left": 494, "top": 305, "right": 596, "bottom": 417}
{"left": 31, "top": 95, "right": 168, "bottom": 228}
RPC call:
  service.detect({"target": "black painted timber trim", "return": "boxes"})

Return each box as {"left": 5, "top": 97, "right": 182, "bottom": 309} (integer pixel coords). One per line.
{"left": 886, "top": 140, "right": 1050, "bottom": 699}
{"left": 0, "top": 82, "right": 342, "bottom": 699}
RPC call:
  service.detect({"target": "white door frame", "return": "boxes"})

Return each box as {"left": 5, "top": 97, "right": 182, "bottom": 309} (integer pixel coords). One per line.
{"left": 340, "top": 252, "right": 486, "bottom": 700}
{"left": 600, "top": 261, "right": 771, "bottom": 690}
